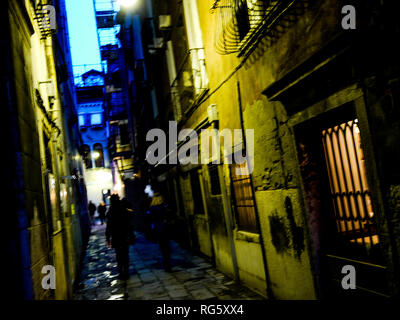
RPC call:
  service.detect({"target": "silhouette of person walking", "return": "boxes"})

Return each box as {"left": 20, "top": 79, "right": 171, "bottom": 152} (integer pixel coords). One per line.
{"left": 148, "top": 185, "right": 174, "bottom": 272}
{"left": 97, "top": 201, "right": 107, "bottom": 225}
{"left": 106, "top": 194, "right": 135, "bottom": 280}
{"left": 88, "top": 201, "right": 96, "bottom": 226}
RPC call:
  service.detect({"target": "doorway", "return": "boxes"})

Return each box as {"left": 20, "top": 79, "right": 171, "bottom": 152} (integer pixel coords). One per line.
{"left": 295, "top": 102, "right": 390, "bottom": 297}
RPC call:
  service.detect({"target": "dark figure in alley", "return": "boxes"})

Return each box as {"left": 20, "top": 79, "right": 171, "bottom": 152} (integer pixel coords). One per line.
{"left": 148, "top": 185, "right": 174, "bottom": 272}
{"left": 88, "top": 201, "right": 97, "bottom": 226}
{"left": 106, "top": 194, "right": 135, "bottom": 280}
{"left": 97, "top": 201, "right": 107, "bottom": 225}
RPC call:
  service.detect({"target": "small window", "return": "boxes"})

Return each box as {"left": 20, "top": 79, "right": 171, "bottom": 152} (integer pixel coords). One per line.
{"left": 119, "top": 124, "right": 130, "bottom": 145}
{"left": 78, "top": 115, "right": 86, "bottom": 127}
{"left": 190, "top": 170, "right": 205, "bottom": 214}
{"left": 91, "top": 113, "right": 103, "bottom": 125}
{"left": 208, "top": 164, "right": 222, "bottom": 195}
{"left": 230, "top": 156, "right": 258, "bottom": 233}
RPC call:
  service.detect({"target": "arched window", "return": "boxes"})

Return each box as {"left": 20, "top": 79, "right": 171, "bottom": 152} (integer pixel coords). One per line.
{"left": 93, "top": 143, "right": 105, "bottom": 168}
{"left": 81, "top": 144, "right": 92, "bottom": 169}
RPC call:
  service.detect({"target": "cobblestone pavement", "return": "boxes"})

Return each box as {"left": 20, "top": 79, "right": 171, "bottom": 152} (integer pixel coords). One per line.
{"left": 73, "top": 225, "right": 265, "bottom": 300}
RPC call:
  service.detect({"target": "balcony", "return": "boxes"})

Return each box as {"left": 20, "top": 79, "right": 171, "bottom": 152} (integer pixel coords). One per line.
{"left": 170, "top": 48, "right": 209, "bottom": 119}
{"left": 211, "top": 0, "right": 306, "bottom": 56}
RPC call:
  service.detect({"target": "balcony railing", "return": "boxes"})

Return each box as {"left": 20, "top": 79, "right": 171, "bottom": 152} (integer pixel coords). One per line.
{"left": 170, "top": 48, "right": 209, "bottom": 119}
{"left": 34, "top": 0, "right": 56, "bottom": 40}
{"left": 211, "top": 0, "right": 305, "bottom": 55}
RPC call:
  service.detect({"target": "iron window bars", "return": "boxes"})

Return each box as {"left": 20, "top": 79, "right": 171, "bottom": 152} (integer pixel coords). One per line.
{"left": 230, "top": 159, "right": 258, "bottom": 233}
{"left": 321, "top": 119, "right": 380, "bottom": 252}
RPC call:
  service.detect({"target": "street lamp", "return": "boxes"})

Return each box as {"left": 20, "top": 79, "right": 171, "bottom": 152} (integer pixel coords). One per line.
{"left": 117, "top": 0, "right": 139, "bottom": 8}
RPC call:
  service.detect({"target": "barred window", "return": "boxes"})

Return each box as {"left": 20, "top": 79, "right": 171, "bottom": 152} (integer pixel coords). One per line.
{"left": 230, "top": 159, "right": 258, "bottom": 233}
{"left": 322, "top": 119, "right": 380, "bottom": 249}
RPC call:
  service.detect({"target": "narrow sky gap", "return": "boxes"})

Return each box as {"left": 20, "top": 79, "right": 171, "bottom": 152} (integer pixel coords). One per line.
{"left": 65, "top": 0, "right": 102, "bottom": 76}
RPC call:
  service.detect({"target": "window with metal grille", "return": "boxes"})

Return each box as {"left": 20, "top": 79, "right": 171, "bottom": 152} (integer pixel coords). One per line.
{"left": 208, "top": 164, "right": 222, "bottom": 195}
{"left": 230, "top": 160, "right": 258, "bottom": 233}
{"left": 321, "top": 119, "right": 380, "bottom": 249}
{"left": 190, "top": 170, "right": 205, "bottom": 214}
{"left": 212, "top": 0, "right": 301, "bottom": 55}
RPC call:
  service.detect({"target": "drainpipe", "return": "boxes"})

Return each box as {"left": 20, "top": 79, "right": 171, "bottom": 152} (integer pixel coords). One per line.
{"left": 237, "top": 81, "right": 274, "bottom": 299}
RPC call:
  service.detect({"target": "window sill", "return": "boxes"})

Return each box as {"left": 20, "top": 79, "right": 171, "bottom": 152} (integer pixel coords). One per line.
{"left": 234, "top": 229, "right": 260, "bottom": 244}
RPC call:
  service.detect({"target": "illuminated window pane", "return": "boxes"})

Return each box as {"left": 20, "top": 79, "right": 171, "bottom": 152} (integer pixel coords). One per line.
{"left": 322, "top": 119, "right": 379, "bottom": 248}
{"left": 91, "top": 113, "right": 102, "bottom": 125}
{"left": 79, "top": 115, "right": 85, "bottom": 127}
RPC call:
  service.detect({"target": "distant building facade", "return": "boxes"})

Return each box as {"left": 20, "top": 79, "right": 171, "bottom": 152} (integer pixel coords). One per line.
{"left": 75, "top": 70, "right": 113, "bottom": 206}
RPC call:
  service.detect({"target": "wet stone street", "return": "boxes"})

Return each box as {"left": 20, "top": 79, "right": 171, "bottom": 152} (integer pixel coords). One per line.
{"left": 73, "top": 225, "right": 264, "bottom": 300}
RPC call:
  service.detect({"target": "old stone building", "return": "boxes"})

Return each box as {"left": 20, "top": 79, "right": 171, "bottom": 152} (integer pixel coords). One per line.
{"left": 128, "top": 0, "right": 400, "bottom": 299}
{"left": 2, "top": 0, "right": 90, "bottom": 299}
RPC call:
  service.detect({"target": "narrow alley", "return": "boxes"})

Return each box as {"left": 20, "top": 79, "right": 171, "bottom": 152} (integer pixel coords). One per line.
{"left": 5, "top": 0, "right": 400, "bottom": 301}
{"left": 73, "top": 225, "right": 264, "bottom": 301}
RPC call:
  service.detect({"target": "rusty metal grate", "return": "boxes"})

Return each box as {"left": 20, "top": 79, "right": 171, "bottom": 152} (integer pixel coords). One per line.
{"left": 321, "top": 119, "right": 380, "bottom": 250}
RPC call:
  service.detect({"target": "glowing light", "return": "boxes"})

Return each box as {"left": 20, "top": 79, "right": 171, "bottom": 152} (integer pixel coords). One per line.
{"left": 92, "top": 151, "right": 100, "bottom": 159}
{"left": 117, "top": 0, "right": 138, "bottom": 8}
{"left": 97, "top": 171, "right": 112, "bottom": 183}
{"left": 144, "top": 185, "right": 154, "bottom": 198}
{"left": 114, "top": 183, "right": 122, "bottom": 192}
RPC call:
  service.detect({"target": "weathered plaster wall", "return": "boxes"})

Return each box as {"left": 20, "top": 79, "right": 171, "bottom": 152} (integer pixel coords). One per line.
{"left": 188, "top": 0, "right": 347, "bottom": 298}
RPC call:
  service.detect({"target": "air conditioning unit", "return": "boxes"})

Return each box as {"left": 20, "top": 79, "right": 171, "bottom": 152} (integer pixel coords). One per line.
{"left": 159, "top": 15, "right": 172, "bottom": 30}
